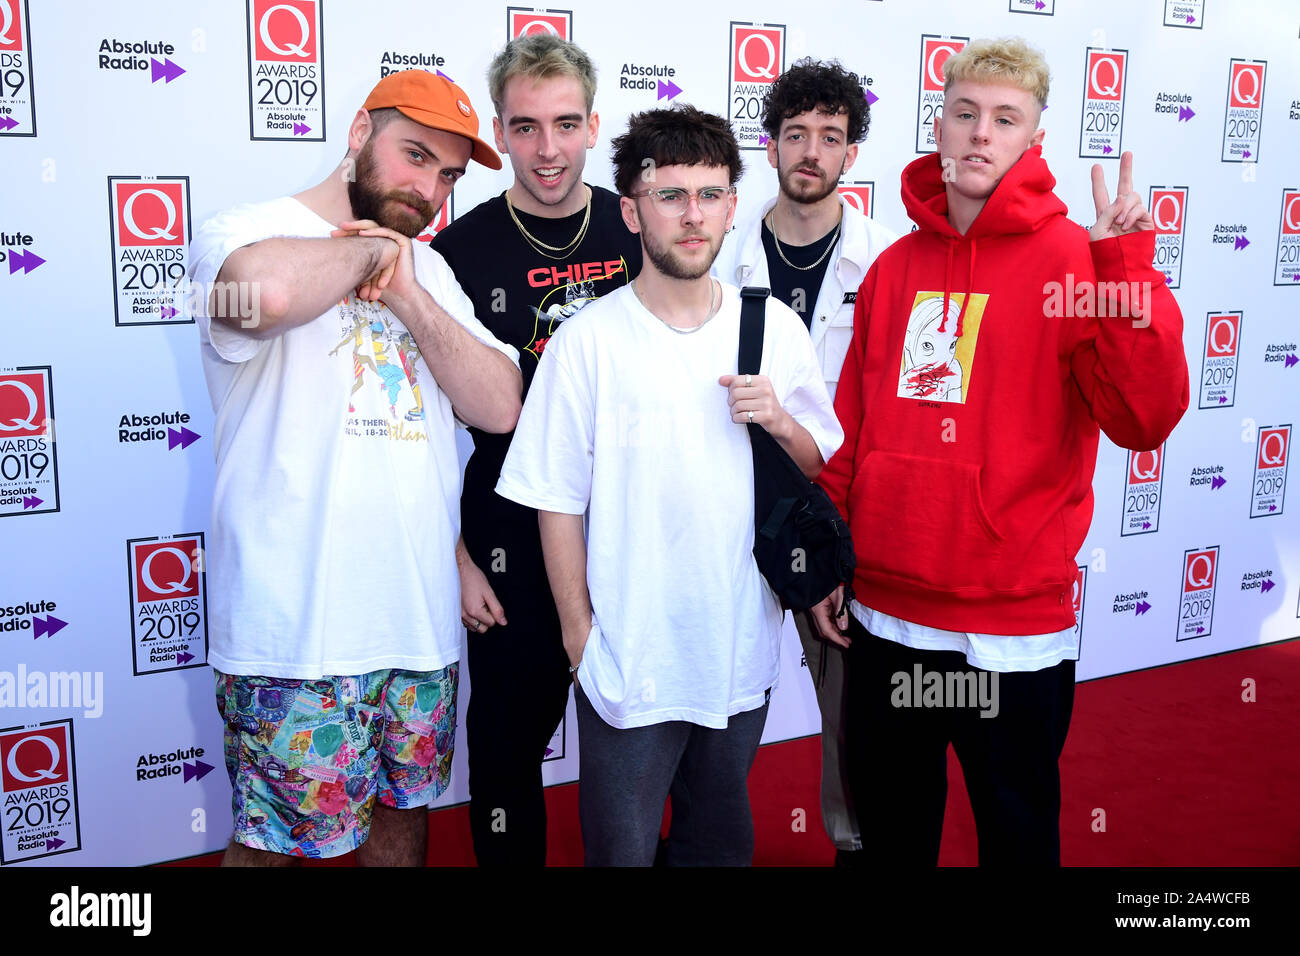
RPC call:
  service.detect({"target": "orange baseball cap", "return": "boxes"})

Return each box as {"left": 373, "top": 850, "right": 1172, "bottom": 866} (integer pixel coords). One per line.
{"left": 363, "top": 70, "right": 502, "bottom": 170}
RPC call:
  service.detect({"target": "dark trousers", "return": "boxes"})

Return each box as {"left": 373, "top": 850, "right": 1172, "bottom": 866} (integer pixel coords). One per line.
{"left": 845, "top": 617, "right": 1075, "bottom": 866}
{"left": 463, "top": 508, "right": 572, "bottom": 866}
{"left": 574, "top": 687, "right": 770, "bottom": 866}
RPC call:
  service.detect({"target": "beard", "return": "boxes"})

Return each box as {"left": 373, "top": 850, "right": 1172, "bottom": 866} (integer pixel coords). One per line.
{"left": 347, "top": 142, "right": 435, "bottom": 238}
{"left": 638, "top": 216, "right": 721, "bottom": 281}
{"left": 778, "top": 162, "right": 840, "bottom": 205}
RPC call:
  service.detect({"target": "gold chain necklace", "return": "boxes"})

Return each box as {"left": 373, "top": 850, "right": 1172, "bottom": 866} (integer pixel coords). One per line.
{"left": 634, "top": 278, "right": 719, "bottom": 334}
{"left": 768, "top": 210, "right": 842, "bottom": 272}
{"left": 505, "top": 186, "right": 592, "bottom": 260}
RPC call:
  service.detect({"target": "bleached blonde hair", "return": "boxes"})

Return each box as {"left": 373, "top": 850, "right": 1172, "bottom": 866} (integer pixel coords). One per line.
{"left": 943, "top": 37, "right": 1050, "bottom": 110}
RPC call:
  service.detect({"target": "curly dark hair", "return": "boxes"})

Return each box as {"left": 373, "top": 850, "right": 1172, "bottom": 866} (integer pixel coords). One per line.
{"left": 760, "top": 58, "right": 870, "bottom": 143}
{"left": 610, "top": 105, "right": 744, "bottom": 197}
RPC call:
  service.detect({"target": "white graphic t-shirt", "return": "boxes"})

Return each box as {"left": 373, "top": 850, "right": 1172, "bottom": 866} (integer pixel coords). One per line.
{"left": 190, "top": 196, "right": 518, "bottom": 678}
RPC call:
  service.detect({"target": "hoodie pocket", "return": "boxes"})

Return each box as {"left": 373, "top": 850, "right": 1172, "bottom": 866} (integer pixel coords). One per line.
{"left": 850, "top": 450, "right": 1007, "bottom": 592}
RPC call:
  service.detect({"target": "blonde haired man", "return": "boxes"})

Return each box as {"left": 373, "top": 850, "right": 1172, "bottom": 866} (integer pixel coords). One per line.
{"left": 816, "top": 38, "right": 1188, "bottom": 866}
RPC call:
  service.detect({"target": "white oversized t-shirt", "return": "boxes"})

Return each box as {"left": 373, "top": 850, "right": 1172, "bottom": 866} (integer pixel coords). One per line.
{"left": 496, "top": 284, "right": 843, "bottom": 729}
{"left": 190, "top": 196, "right": 518, "bottom": 678}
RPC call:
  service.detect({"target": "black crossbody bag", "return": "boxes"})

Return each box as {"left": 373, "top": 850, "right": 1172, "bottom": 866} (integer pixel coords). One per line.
{"left": 738, "top": 286, "right": 856, "bottom": 618}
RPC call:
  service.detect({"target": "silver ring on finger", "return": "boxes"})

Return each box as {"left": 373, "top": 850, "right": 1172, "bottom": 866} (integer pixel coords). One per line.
{"left": 745, "top": 374, "right": 752, "bottom": 387}
{"left": 748, "top": 410, "right": 754, "bottom": 422}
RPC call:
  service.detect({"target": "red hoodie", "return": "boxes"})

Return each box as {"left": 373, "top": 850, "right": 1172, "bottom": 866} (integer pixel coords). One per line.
{"left": 819, "top": 146, "right": 1190, "bottom": 635}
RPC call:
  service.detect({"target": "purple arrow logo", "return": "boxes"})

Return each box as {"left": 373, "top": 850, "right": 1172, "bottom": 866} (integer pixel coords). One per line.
{"left": 32, "top": 615, "right": 68, "bottom": 639}
{"left": 544, "top": 746, "right": 554, "bottom": 758}
{"left": 758, "top": 133, "right": 769, "bottom": 146}
{"left": 0, "top": 117, "right": 17, "bottom": 132}
{"left": 1234, "top": 236, "right": 1250, "bottom": 251}
{"left": 1196, "top": 626, "right": 1205, "bottom": 634}
{"left": 1269, "top": 504, "right": 1277, "bottom": 512}
{"left": 150, "top": 57, "right": 185, "bottom": 84}
{"left": 1210, "top": 475, "right": 1226, "bottom": 490}
{"left": 1035, "top": 0, "right": 1046, "bottom": 8}
{"left": 1186, "top": 14, "right": 1195, "bottom": 23}
{"left": 1102, "top": 145, "right": 1114, "bottom": 154}
{"left": 46, "top": 837, "right": 65, "bottom": 851}
{"left": 7, "top": 248, "right": 45, "bottom": 274}
{"left": 176, "top": 651, "right": 195, "bottom": 665}
{"left": 1286, "top": 354, "right": 1298, "bottom": 368}
{"left": 159, "top": 303, "right": 178, "bottom": 320}
{"left": 22, "top": 495, "right": 43, "bottom": 509}
{"left": 1165, "top": 275, "right": 1173, "bottom": 285}
{"left": 1242, "top": 149, "right": 1252, "bottom": 159}
{"left": 657, "top": 79, "right": 682, "bottom": 101}
{"left": 293, "top": 122, "right": 311, "bottom": 136}
{"left": 1218, "top": 395, "right": 1228, "bottom": 404}
{"left": 1293, "top": 274, "right": 1300, "bottom": 282}
{"left": 1178, "top": 106, "right": 1195, "bottom": 122}
{"left": 167, "top": 426, "right": 201, "bottom": 451}
{"left": 436, "top": 69, "right": 454, "bottom": 82}
{"left": 864, "top": 88, "right": 879, "bottom": 106}
{"left": 1135, "top": 600, "right": 1151, "bottom": 615}
{"left": 1142, "top": 520, "right": 1152, "bottom": 529}
{"left": 1261, "top": 579, "right": 1275, "bottom": 593}
{"left": 183, "top": 759, "right": 214, "bottom": 783}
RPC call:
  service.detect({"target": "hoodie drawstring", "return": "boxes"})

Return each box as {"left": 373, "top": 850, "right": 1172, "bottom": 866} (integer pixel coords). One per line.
{"left": 937, "top": 237, "right": 977, "bottom": 338}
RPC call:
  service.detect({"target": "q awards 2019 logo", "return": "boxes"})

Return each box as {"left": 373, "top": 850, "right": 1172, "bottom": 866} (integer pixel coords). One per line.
{"left": 0, "top": 0, "right": 35, "bottom": 136}
{"left": 0, "top": 366, "right": 58, "bottom": 518}
{"left": 247, "top": 0, "right": 324, "bottom": 142}
{"left": 127, "top": 534, "right": 208, "bottom": 676}
{"left": 1177, "top": 546, "right": 1218, "bottom": 641}
{"left": 729, "top": 22, "right": 785, "bottom": 151}
{"left": 1199, "top": 311, "right": 1242, "bottom": 409}
{"left": 838, "top": 182, "right": 875, "bottom": 218}
{"left": 415, "top": 195, "right": 454, "bottom": 246}
{"left": 107, "top": 177, "right": 191, "bottom": 327}
{"left": 1149, "top": 186, "right": 1188, "bottom": 289}
{"left": 1274, "top": 188, "right": 1300, "bottom": 285}
{"left": 1122, "top": 443, "right": 1166, "bottom": 536}
{"left": 1221, "top": 59, "right": 1265, "bottom": 163}
{"left": 915, "top": 35, "right": 966, "bottom": 154}
{"left": 507, "top": 7, "right": 572, "bottom": 40}
{"left": 1251, "top": 425, "right": 1290, "bottom": 518}
{"left": 1079, "top": 47, "right": 1127, "bottom": 159}
{"left": 0, "top": 719, "right": 80, "bottom": 864}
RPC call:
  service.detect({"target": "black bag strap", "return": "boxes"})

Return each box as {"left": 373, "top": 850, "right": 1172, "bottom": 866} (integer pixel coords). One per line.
{"left": 738, "top": 286, "right": 769, "bottom": 378}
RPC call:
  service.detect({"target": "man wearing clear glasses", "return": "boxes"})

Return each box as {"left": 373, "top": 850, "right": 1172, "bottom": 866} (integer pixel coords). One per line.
{"left": 496, "top": 105, "right": 843, "bottom": 865}
{"left": 717, "top": 58, "right": 898, "bottom": 867}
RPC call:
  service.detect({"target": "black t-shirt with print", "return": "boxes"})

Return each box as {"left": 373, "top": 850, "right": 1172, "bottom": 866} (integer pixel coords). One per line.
{"left": 431, "top": 185, "right": 641, "bottom": 558}
{"left": 761, "top": 218, "right": 837, "bottom": 329}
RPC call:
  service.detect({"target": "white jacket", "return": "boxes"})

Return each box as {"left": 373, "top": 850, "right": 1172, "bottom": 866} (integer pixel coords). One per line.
{"left": 716, "top": 194, "right": 899, "bottom": 401}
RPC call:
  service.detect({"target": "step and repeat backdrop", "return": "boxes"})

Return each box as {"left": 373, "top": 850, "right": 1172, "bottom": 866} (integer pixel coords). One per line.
{"left": 0, "top": 0, "right": 1296, "bottom": 866}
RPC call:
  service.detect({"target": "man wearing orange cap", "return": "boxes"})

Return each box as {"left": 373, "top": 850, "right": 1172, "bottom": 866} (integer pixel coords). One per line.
{"left": 189, "top": 70, "right": 522, "bottom": 866}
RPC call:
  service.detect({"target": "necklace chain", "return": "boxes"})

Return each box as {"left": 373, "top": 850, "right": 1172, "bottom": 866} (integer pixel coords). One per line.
{"left": 634, "top": 278, "right": 719, "bottom": 335}
{"left": 768, "top": 210, "right": 841, "bottom": 272}
{"left": 505, "top": 186, "right": 592, "bottom": 260}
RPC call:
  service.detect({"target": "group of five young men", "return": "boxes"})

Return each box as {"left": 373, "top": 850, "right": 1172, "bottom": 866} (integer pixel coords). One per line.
{"left": 193, "top": 33, "right": 1188, "bottom": 867}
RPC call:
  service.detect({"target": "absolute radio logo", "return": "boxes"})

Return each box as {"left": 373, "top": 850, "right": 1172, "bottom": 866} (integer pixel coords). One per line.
{"left": 126, "top": 534, "right": 208, "bottom": 676}
{"left": 1121, "top": 443, "right": 1165, "bottom": 536}
{"left": 134, "top": 744, "right": 213, "bottom": 783}
{"left": 915, "top": 35, "right": 966, "bottom": 154}
{"left": 377, "top": 49, "right": 446, "bottom": 79}
{"left": 729, "top": 21, "right": 785, "bottom": 151}
{"left": 1221, "top": 59, "right": 1265, "bottom": 162}
{"left": 1072, "top": 565, "right": 1086, "bottom": 648}
{"left": 0, "top": 366, "right": 58, "bottom": 517}
{"left": 247, "top": 0, "right": 324, "bottom": 141}
{"left": 1274, "top": 188, "right": 1300, "bottom": 285}
{"left": 0, "top": 719, "right": 80, "bottom": 864}
{"left": 1199, "top": 311, "right": 1242, "bottom": 409}
{"left": 1164, "top": 0, "right": 1204, "bottom": 28}
{"left": 1177, "top": 546, "right": 1218, "bottom": 640}
{"left": 507, "top": 7, "right": 572, "bottom": 40}
{"left": 0, "top": 0, "right": 35, "bottom": 136}
{"left": 1079, "top": 47, "right": 1127, "bottom": 158}
{"left": 107, "top": 177, "right": 191, "bottom": 326}
{"left": 1250, "top": 425, "right": 1290, "bottom": 518}
{"left": 1149, "top": 186, "right": 1188, "bottom": 288}
{"left": 838, "top": 182, "right": 875, "bottom": 218}
{"left": 415, "top": 196, "right": 454, "bottom": 246}
{"left": 0, "top": 596, "right": 65, "bottom": 638}
{"left": 1009, "top": 0, "right": 1055, "bottom": 15}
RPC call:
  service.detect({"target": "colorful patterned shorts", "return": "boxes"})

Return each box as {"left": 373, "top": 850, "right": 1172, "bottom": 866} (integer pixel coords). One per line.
{"left": 213, "top": 665, "right": 458, "bottom": 858}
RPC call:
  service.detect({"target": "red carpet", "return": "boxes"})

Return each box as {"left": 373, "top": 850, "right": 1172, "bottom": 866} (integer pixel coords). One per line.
{"left": 165, "top": 640, "right": 1300, "bottom": 866}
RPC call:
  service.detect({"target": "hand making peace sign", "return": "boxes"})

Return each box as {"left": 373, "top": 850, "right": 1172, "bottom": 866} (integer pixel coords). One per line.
{"left": 1089, "top": 150, "right": 1154, "bottom": 241}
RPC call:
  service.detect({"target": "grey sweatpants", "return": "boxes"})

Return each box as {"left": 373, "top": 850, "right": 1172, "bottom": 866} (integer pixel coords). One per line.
{"left": 574, "top": 686, "right": 769, "bottom": 866}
